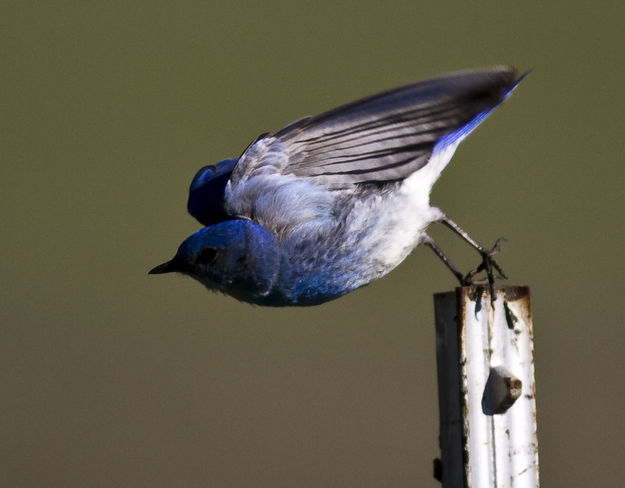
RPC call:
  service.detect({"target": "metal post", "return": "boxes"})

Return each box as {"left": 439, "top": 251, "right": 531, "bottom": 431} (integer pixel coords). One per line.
{"left": 434, "top": 286, "right": 539, "bottom": 488}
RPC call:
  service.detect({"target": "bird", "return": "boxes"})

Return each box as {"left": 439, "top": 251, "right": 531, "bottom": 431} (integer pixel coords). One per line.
{"left": 149, "top": 66, "right": 525, "bottom": 306}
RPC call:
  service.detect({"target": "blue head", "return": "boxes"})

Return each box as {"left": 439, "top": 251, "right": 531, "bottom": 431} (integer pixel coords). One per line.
{"left": 149, "top": 219, "right": 280, "bottom": 303}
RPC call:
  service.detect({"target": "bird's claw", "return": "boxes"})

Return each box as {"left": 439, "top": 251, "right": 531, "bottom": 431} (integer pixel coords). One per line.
{"left": 462, "top": 238, "right": 508, "bottom": 301}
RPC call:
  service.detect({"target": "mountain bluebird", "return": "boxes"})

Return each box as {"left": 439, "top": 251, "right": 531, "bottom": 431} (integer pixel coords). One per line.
{"left": 150, "top": 66, "right": 525, "bottom": 306}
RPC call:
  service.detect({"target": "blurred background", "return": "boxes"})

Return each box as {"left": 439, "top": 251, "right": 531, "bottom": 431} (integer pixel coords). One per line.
{"left": 2, "top": 2, "right": 623, "bottom": 486}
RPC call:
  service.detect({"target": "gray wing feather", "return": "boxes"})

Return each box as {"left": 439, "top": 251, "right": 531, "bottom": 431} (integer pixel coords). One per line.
{"left": 225, "top": 66, "right": 520, "bottom": 233}
{"left": 272, "top": 66, "right": 518, "bottom": 184}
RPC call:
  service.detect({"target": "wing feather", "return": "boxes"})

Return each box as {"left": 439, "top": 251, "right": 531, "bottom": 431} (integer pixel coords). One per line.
{"left": 271, "top": 66, "right": 520, "bottom": 184}
{"left": 224, "top": 67, "right": 523, "bottom": 233}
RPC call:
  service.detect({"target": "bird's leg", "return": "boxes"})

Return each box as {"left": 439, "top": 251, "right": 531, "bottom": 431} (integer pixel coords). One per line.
{"left": 422, "top": 235, "right": 465, "bottom": 285}
{"left": 462, "top": 237, "right": 507, "bottom": 281}
{"left": 431, "top": 210, "right": 508, "bottom": 299}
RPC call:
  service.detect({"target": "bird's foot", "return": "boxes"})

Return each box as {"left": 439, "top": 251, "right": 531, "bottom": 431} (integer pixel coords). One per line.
{"left": 463, "top": 238, "right": 508, "bottom": 301}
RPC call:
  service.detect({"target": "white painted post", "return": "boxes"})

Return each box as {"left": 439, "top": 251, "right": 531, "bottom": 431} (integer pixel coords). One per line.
{"left": 434, "top": 286, "right": 539, "bottom": 488}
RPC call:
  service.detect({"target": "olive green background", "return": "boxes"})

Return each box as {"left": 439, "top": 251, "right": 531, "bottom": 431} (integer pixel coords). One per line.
{"left": 2, "top": 2, "right": 623, "bottom": 487}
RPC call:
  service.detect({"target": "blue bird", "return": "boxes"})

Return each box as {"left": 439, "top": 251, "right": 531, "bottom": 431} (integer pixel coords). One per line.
{"left": 150, "top": 66, "right": 525, "bottom": 306}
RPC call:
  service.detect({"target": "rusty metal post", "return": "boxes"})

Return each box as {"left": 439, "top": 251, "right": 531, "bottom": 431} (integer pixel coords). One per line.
{"left": 434, "top": 286, "right": 539, "bottom": 488}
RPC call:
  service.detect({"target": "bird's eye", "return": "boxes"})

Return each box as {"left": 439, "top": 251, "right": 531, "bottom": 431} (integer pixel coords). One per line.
{"left": 196, "top": 247, "right": 218, "bottom": 266}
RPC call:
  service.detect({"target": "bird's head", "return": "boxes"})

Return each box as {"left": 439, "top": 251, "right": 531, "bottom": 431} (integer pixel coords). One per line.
{"left": 149, "top": 219, "right": 280, "bottom": 302}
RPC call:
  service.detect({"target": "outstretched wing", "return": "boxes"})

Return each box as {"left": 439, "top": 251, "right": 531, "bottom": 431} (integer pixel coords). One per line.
{"left": 222, "top": 67, "right": 523, "bottom": 237}
{"left": 231, "top": 66, "right": 520, "bottom": 188}
{"left": 274, "top": 66, "right": 520, "bottom": 184}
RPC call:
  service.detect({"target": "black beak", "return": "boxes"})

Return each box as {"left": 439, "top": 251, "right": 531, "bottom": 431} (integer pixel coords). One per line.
{"left": 148, "top": 259, "right": 179, "bottom": 275}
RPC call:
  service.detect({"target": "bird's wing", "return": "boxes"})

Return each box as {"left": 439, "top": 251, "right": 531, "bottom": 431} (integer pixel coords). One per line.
{"left": 224, "top": 67, "right": 523, "bottom": 236}
{"left": 187, "top": 158, "right": 238, "bottom": 226}
{"left": 187, "top": 131, "right": 275, "bottom": 226}
{"left": 232, "top": 66, "right": 520, "bottom": 187}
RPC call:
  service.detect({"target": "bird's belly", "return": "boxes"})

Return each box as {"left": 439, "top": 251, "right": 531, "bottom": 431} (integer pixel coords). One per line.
{"left": 274, "top": 171, "right": 439, "bottom": 305}
{"left": 346, "top": 173, "right": 437, "bottom": 277}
